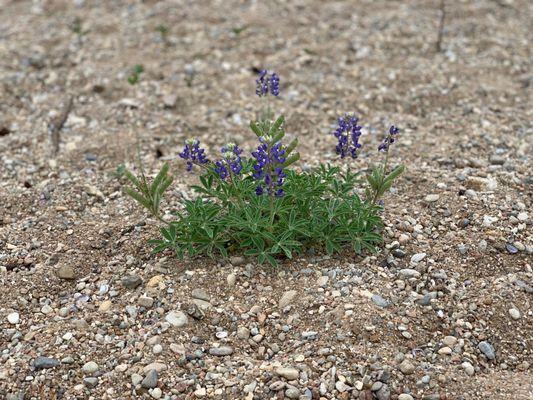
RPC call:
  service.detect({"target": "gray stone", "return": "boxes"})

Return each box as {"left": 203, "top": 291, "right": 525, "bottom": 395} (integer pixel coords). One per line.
{"left": 191, "top": 288, "right": 210, "bottom": 301}
{"left": 122, "top": 274, "right": 142, "bottom": 289}
{"left": 399, "top": 360, "right": 415, "bottom": 375}
{"left": 375, "top": 384, "right": 391, "bottom": 400}
{"left": 275, "top": 367, "right": 299, "bottom": 380}
{"left": 82, "top": 361, "right": 99, "bottom": 375}
{"left": 509, "top": 308, "right": 520, "bottom": 320}
{"left": 208, "top": 346, "right": 233, "bottom": 356}
{"left": 57, "top": 265, "right": 76, "bottom": 280}
{"left": 165, "top": 311, "right": 188, "bottom": 327}
{"left": 478, "top": 341, "right": 495, "bottom": 360}
{"left": 142, "top": 369, "right": 158, "bottom": 389}
{"left": 411, "top": 253, "right": 426, "bottom": 263}
{"left": 372, "top": 294, "right": 390, "bottom": 308}
{"left": 398, "top": 395, "right": 414, "bottom": 400}
{"left": 399, "top": 269, "right": 420, "bottom": 278}
{"left": 285, "top": 387, "right": 300, "bottom": 399}
{"left": 424, "top": 194, "right": 439, "bottom": 202}
{"left": 83, "top": 377, "right": 98, "bottom": 388}
{"left": 34, "top": 356, "right": 59, "bottom": 370}
{"left": 279, "top": 290, "right": 298, "bottom": 309}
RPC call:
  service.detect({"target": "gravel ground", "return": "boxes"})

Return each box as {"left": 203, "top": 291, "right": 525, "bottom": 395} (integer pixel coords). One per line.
{"left": 0, "top": 1, "right": 531, "bottom": 399}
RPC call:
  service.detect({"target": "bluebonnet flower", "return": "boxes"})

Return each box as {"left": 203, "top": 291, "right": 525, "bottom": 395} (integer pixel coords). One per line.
{"left": 214, "top": 143, "right": 243, "bottom": 179}
{"left": 255, "top": 69, "right": 280, "bottom": 97}
{"left": 179, "top": 138, "right": 208, "bottom": 171}
{"left": 378, "top": 125, "right": 400, "bottom": 152}
{"left": 332, "top": 114, "right": 362, "bottom": 158}
{"left": 252, "top": 139, "right": 286, "bottom": 197}
{"left": 269, "top": 73, "right": 279, "bottom": 96}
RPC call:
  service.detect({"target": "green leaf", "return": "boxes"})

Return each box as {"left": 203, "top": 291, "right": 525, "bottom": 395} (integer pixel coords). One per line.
{"left": 123, "top": 188, "right": 152, "bottom": 210}
{"left": 285, "top": 138, "right": 298, "bottom": 155}
{"left": 124, "top": 170, "right": 143, "bottom": 191}
{"left": 284, "top": 153, "right": 300, "bottom": 167}
{"left": 250, "top": 121, "right": 263, "bottom": 137}
{"left": 268, "top": 115, "right": 284, "bottom": 138}
{"left": 150, "top": 162, "right": 169, "bottom": 195}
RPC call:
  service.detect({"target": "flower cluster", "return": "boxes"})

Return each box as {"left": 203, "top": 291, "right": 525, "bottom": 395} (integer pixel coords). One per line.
{"left": 214, "top": 143, "right": 243, "bottom": 179}
{"left": 332, "top": 114, "right": 362, "bottom": 158}
{"left": 378, "top": 125, "right": 400, "bottom": 152}
{"left": 252, "top": 139, "right": 286, "bottom": 197}
{"left": 255, "top": 69, "right": 280, "bottom": 97}
{"left": 179, "top": 138, "right": 208, "bottom": 171}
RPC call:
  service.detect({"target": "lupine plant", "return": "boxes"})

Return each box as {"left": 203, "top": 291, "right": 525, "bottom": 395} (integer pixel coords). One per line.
{"left": 122, "top": 70, "right": 405, "bottom": 266}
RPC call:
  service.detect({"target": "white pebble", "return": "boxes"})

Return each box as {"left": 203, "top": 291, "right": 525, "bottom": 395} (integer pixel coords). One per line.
{"left": 7, "top": 312, "right": 20, "bottom": 325}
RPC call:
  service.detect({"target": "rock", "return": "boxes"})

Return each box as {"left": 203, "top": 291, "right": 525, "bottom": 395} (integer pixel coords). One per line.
{"left": 186, "top": 303, "right": 204, "bottom": 320}
{"left": 143, "top": 363, "right": 167, "bottom": 373}
{"left": 371, "top": 294, "right": 390, "bottom": 308}
{"left": 138, "top": 296, "right": 154, "bottom": 308}
{"left": 489, "top": 154, "right": 505, "bottom": 165}
{"left": 399, "top": 269, "right": 420, "bottom": 278}
{"left": 163, "top": 94, "right": 177, "bottom": 108}
{"left": 285, "top": 387, "right": 300, "bottom": 398}
{"left": 375, "top": 384, "right": 391, "bottom": 400}
{"left": 462, "top": 362, "right": 475, "bottom": 376}
{"left": 165, "top": 311, "right": 188, "bottom": 327}
{"left": 317, "top": 276, "right": 329, "bottom": 287}
{"left": 227, "top": 273, "right": 236, "bottom": 286}
{"left": 191, "top": 288, "right": 210, "bottom": 301}
{"left": 142, "top": 369, "right": 158, "bottom": 389}
{"left": 230, "top": 256, "right": 245, "bottom": 266}
{"left": 392, "top": 248, "right": 406, "bottom": 258}
{"left": 336, "top": 381, "right": 350, "bottom": 392}
{"left": 410, "top": 253, "right": 426, "bottom": 263}
{"left": 83, "top": 377, "right": 98, "bottom": 388}
{"left": 398, "top": 395, "right": 414, "bottom": 400}
{"left": 208, "top": 346, "right": 234, "bottom": 356}
{"left": 194, "top": 387, "right": 207, "bottom": 397}
{"left": 478, "top": 341, "right": 496, "bottom": 360}
{"left": 57, "top": 265, "right": 76, "bottom": 280}
{"left": 122, "top": 275, "right": 142, "bottom": 289}
{"left": 131, "top": 373, "right": 143, "bottom": 385}
{"left": 399, "top": 360, "right": 415, "bottom": 375}
{"left": 424, "top": 194, "right": 439, "bottom": 202}
{"left": 152, "top": 344, "right": 163, "bottom": 354}
{"left": 98, "top": 300, "right": 112, "bottom": 312}
{"left": 7, "top": 312, "right": 19, "bottom": 325}
{"left": 82, "top": 361, "right": 99, "bottom": 375}
{"left": 437, "top": 346, "right": 452, "bottom": 355}
{"left": 275, "top": 367, "right": 299, "bottom": 380}
{"left": 237, "top": 326, "right": 250, "bottom": 339}
{"left": 147, "top": 275, "right": 164, "bottom": 287}
{"left": 509, "top": 308, "right": 521, "bottom": 320}
{"left": 34, "top": 356, "right": 59, "bottom": 370}
{"left": 279, "top": 290, "right": 298, "bottom": 309}
{"left": 151, "top": 388, "right": 162, "bottom": 399}
{"left": 443, "top": 336, "right": 457, "bottom": 347}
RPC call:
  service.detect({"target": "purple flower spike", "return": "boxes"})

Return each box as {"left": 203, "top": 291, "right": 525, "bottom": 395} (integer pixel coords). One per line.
{"left": 255, "top": 69, "right": 280, "bottom": 97}
{"left": 332, "top": 114, "right": 362, "bottom": 159}
{"left": 252, "top": 139, "right": 286, "bottom": 197}
{"left": 179, "top": 138, "right": 208, "bottom": 171}
{"left": 214, "top": 143, "right": 243, "bottom": 179}
{"left": 378, "top": 125, "right": 400, "bottom": 152}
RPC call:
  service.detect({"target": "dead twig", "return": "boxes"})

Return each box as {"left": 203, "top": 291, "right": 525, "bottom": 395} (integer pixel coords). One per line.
{"left": 49, "top": 96, "right": 73, "bottom": 154}
{"left": 436, "top": 0, "right": 446, "bottom": 53}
